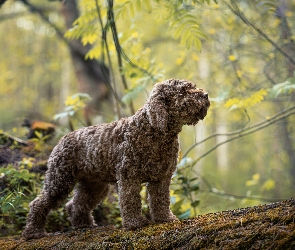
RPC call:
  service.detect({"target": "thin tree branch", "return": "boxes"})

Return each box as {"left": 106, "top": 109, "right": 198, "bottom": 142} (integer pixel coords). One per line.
{"left": 183, "top": 105, "right": 295, "bottom": 158}
{"left": 20, "top": 0, "right": 66, "bottom": 42}
{"left": 107, "top": 0, "right": 135, "bottom": 114}
{"left": 0, "top": 11, "right": 27, "bottom": 21}
{"left": 196, "top": 109, "right": 295, "bottom": 162}
{"left": 200, "top": 188, "right": 285, "bottom": 203}
{"left": 192, "top": 170, "right": 286, "bottom": 203}
{"left": 0, "top": 131, "right": 30, "bottom": 146}
{"left": 223, "top": 0, "right": 295, "bottom": 66}
{"left": 95, "top": 0, "right": 124, "bottom": 117}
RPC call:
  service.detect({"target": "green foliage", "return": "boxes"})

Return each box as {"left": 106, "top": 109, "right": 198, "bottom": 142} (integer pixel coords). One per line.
{"left": 256, "top": 0, "right": 276, "bottom": 12}
{"left": 169, "top": 9, "right": 207, "bottom": 51}
{"left": 0, "top": 164, "right": 38, "bottom": 236}
{"left": 170, "top": 157, "right": 200, "bottom": 219}
{"left": 0, "top": 163, "right": 71, "bottom": 236}
{"left": 0, "top": 188, "right": 25, "bottom": 216}
{"left": 121, "top": 78, "right": 150, "bottom": 104}
{"left": 29, "top": 132, "right": 52, "bottom": 152}
{"left": 54, "top": 93, "right": 92, "bottom": 129}
{"left": 64, "top": 2, "right": 100, "bottom": 42}
{"left": 102, "top": 191, "right": 123, "bottom": 228}
{"left": 116, "top": 0, "right": 152, "bottom": 18}
{"left": 269, "top": 73, "right": 295, "bottom": 98}
{"left": 121, "top": 73, "right": 164, "bottom": 104}
{"left": 1, "top": 164, "right": 36, "bottom": 190}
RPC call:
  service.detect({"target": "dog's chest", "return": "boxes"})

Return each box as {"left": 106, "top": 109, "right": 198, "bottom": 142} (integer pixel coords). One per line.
{"left": 121, "top": 133, "right": 179, "bottom": 180}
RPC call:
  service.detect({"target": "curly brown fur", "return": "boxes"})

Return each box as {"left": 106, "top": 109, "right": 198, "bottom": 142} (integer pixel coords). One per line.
{"left": 22, "top": 79, "right": 210, "bottom": 240}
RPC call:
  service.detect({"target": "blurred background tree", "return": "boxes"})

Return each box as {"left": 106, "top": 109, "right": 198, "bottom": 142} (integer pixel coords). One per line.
{"left": 0, "top": 0, "right": 295, "bottom": 235}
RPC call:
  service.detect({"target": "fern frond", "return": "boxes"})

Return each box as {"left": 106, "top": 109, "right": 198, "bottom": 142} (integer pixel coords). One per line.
{"left": 170, "top": 11, "right": 207, "bottom": 51}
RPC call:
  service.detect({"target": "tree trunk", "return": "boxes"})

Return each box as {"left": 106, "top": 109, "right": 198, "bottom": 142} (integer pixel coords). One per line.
{"left": 61, "top": 0, "right": 110, "bottom": 126}
{"left": 276, "top": 0, "right": 295, "bottom": 187}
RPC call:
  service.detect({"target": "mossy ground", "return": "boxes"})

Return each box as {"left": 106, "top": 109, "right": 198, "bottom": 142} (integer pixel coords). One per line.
{"left": 1, "top": 199, "right": 294, "bottom": 249}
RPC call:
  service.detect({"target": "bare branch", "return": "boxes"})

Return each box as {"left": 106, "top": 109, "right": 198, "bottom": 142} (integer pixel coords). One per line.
{"left": 107, "top": 0, "right": 135, "bottom": 114}
{"left": 0, "top": 131, "right": 30, "bottom": 146}
{"left": 94, "top": 0, "right": 123, "bottom": 118}
{"left": 0, "top": 11, "right": 27, "bottom": 21}
{"left": 200, "top": 188, "right": 285, "bottom": 203}
{"left": 183, "top": 105, "right": 295, "bottom": 158}
{"left": 223, "top": 0, "right": 295, "bottom": 66}
{"left": 192, "top": 170, "right": 286, "bottom": 203}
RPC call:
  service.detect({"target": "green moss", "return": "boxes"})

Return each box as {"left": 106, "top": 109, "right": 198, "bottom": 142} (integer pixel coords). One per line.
{"left": 1, "top": 199, "right": 294, "bottom": 249}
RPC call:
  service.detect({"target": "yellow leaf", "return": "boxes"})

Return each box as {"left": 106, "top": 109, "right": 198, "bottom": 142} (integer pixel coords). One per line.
{"left": 261, "top": 179, "right": 275, "bottom": 191}
{"left": 273, "top": 19, "right": 281, "bottom": 27}
{"left": 246, "top": 180, "right": 255, "bottom": 187}
{"left": 224, "top": 98, "right": 240, "bottom": 108}
{"left": 236, "top": 70, "right": 244, "bottom": 78}
{"left": 248, "top": 67, "right": 258, "bottom": 74}
{"left": 228, "top": 55, "right": 237, "bottom": 61}
{"left": 81, "top": 33, "right": 98, "bottom": 45}
{"left": 212, "top": 3, "right": 219, "bottom": 9}
{"left": 208, "top": 28, "right": 216, "bottom": 34}
{"left": 225, "top": 89, "right": 268, "bottom": 110}
{"left": 85, "top": 46, "right": 101, "bottom": 60}
{"left": 252, "top": 173, "right": 260, "bottom": 181}
{"left": 176, "top": 57, "right": 184, "bottom": 66}
{"left": 245, "top": 173, "right": 260, "bottom": 187}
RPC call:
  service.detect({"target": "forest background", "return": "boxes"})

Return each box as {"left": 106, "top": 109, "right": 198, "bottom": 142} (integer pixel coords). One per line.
{"left": 0, "top": 0, "right": 295, "bottom": 236}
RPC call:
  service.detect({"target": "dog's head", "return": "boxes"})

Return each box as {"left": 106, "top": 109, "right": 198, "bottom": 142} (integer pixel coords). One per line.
{"left": 146, "top": 79, "right": 210, "bottom": 131}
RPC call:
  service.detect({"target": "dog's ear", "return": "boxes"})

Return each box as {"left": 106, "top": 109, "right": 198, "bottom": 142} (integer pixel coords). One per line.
{"left": 146, "top": 100, "right": 168, "bottom": 132}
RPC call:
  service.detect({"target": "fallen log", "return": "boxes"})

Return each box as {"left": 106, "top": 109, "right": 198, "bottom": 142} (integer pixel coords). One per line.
{"left": 1, "top": 199, "right": 294, "bottom": 249}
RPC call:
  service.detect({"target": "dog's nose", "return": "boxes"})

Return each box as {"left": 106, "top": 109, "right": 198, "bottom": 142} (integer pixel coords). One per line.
{"left": 203, "top": 92, "right": 208, "bottom": 99}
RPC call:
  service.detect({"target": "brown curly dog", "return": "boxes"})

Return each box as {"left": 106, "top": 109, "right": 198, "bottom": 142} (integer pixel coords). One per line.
{"left": 22, "top": 79, "right": 210, "bottom": 240}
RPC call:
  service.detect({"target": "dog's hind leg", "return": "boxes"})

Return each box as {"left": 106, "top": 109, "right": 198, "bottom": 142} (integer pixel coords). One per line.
{"left": 66, "top": 181, "right": 109, "bottom": 228}
{"left": 22, "top": 169, "right": 75, "bottom": 240}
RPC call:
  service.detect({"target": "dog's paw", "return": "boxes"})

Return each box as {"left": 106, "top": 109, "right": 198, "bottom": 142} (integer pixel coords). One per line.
{"left": 22, "top": 229, "right": 47, "bottom": 240}
{"left": 123, "top": 216, "right": 151, "bottom": 230}
{"left": 153, "top": 211, "right": 179, "bottom": 223}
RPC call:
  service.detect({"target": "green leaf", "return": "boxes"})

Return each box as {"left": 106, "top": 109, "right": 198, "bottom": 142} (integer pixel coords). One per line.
{"left": 34, "top": 131, "right": 42, "bottom": 139}
{"left": 180, "top": 28, "right": 192, "bottom": 46}
{"left": 143, "top": 0, "right": 152, "bottom": 13}
{"left": 191, "top": 200, "right": 200, "bottom": 207}
{"left": 190, "top": 183, "right": 200, "bottom": 192}
{"left": 128, "top": 1, "right": 135, "bottom": 17}
{"left": 193, "top": 36, "right": 202, "bottom": 51}
{"left": 177, "top": 175, "right": 188, "bottom": 183}
{"left": 135, "top": 0, "right": 142, "bottom": 11}
{"left": 172, "top": 199, "right": 185, "bottom": 211}
{"left": 269, "top": 77, "right": 295, "bottom": 98}
{"left": 173, "top": 189, "right": 186, "bottom": 195}
{"left": 122, "top": 80, "right": 148, "bottom": 104}
{"left": 53, "top": 112, "right": 69, "bottom": 121}
{"left": 178, "top": 209, "right": 191, "bottom": 220}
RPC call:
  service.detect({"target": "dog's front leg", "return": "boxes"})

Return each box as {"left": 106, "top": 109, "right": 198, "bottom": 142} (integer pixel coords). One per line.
{"left": 147, "top": 177, "right": 178, "bottom": 223}
{"left": 117, "top": 178, "right": 150, "bottom": 230}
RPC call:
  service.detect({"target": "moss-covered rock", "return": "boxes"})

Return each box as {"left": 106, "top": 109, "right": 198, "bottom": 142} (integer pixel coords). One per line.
{"left": 1, "top": 199, "right": 294, "bottom": 249}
